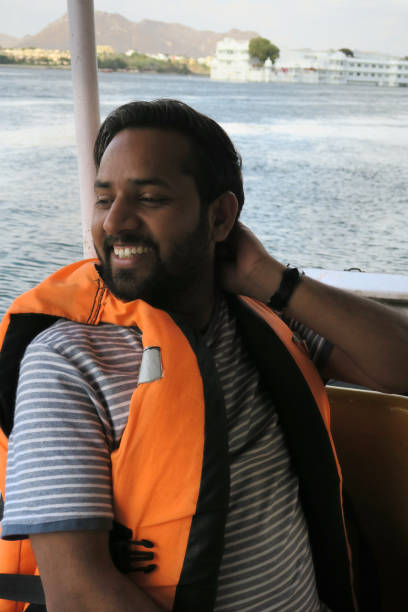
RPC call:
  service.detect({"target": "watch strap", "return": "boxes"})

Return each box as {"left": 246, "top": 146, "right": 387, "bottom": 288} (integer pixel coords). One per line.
{"left": 267, "top": 266, "right": 303, "bottom": 311}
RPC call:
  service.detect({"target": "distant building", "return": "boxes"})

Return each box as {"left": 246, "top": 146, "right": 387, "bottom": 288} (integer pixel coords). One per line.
{"left": 96, "top": 45, "right": 115, "bottom": 55}
{"left": 211, "top": 38, "right": 274, "bottom": 83}
{"left": 211, "top": 39, "right": 408, "bottom": 87}
{"left": 0, "top": 47, "right": 70, "bottom": 65}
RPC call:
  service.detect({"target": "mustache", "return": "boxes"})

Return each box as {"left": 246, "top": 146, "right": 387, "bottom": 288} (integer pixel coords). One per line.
{"left": 103, "top": 233, "right": 158, "bottom": 251}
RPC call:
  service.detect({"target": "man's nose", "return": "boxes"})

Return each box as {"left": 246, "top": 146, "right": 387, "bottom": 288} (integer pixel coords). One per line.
{"left": 102, "top": 195, "right": 141, "bottom": 236}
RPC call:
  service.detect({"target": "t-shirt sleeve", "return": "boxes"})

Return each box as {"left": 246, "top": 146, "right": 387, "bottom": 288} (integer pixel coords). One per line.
{"left": 1, "top": 340, "right": 114, "bottom": 540}
{"left": 283, "top": 316, "right": 333, "bottom": 371}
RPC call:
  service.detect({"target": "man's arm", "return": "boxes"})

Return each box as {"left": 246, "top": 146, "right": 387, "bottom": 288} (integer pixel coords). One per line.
{"left": 218, "top": 222, "right": 408, "bottom": 394}
{"left": 31, "top": 531, "right": 163, "bottom": 612}
{"left": 3, "top": 322, "right": 156, "bottom": 610}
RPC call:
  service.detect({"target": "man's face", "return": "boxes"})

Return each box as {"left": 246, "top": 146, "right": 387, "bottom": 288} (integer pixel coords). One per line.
{"left": 92, "top": 128, "right": 214, "bottom": 307}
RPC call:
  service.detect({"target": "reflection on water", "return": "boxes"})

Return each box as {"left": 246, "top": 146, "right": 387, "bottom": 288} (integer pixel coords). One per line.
{"left": 1, "top": 67, "right": 408, "bottom": 315}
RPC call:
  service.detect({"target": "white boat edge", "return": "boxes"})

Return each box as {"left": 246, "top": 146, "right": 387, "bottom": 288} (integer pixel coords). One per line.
{"left": 306, "top": 268, "right": 408, "bottom": 313}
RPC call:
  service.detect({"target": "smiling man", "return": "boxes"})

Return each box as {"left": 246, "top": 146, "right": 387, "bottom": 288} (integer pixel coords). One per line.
{"left": 1, "top": 99, "right": 408, "bottom": 612}
{"left": 92, "top": 127, "right": 220, "bottom": 326}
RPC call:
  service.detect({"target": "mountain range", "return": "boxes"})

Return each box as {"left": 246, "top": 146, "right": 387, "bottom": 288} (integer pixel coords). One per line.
{"left": 0, "top": 12, "right": 259, "bottom": 58}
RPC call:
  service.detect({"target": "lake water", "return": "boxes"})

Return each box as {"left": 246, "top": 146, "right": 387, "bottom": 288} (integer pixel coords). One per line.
{"left": 0, "top": 66, "right": 407, "bottom": 316}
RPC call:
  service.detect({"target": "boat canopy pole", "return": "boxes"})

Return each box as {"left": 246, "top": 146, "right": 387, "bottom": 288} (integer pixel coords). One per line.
{"left": 67, "top": 0, "right": 100, "bottom": 257}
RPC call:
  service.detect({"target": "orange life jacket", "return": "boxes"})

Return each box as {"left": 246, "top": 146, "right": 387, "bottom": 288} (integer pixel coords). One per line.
{"left": 0, "top": 260, "right": 356, "bottom": 611}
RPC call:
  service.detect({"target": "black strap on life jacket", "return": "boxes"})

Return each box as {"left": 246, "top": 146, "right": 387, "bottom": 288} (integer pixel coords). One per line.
{"left": 0, "top": 573, "right": 45, "bottom": 605}
{"left": 0, "top": 313, "right": 59, "bottom": 436}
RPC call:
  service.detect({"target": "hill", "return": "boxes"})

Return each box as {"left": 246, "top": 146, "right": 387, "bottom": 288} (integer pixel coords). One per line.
{"left": 0, "top": 33, "right": 19, "bottom": 48}
{"left": 12, "top": 12, "right": 259, "bottom": 58}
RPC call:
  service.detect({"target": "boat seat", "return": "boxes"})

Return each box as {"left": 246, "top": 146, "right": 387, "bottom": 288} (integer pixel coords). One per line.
{"left": 327, "top": 386, "right": 408, "bottom": 611}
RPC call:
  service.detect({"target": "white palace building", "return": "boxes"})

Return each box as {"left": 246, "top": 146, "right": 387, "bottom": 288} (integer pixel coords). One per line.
{"left": 210, "top": 38, "right": 408, "bottom": 87}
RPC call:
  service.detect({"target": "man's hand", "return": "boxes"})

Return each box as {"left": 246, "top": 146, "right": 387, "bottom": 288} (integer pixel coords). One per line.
{"left": 31, "top": 531, "right": 164, "bottom": 612}
{"left": 217, "top": 222, "right": 408, "bottom": 394}
{"left": 217, "top": 222, "right": 284, "bottom": 301}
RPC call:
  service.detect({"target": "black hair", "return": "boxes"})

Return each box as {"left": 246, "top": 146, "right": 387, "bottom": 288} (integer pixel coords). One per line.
{"left": 94, "top": 99, "right": 244, "bottom": 214}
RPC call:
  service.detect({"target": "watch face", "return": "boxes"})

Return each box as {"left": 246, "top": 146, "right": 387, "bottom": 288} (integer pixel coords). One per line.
{"left": 286, "top": 266, "right": 304, "bottom": 278}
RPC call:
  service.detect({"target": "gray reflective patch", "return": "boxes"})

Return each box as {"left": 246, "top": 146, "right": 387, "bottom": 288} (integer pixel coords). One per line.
{"left": 138, "top": 346, "right": 162, "bottom": 384}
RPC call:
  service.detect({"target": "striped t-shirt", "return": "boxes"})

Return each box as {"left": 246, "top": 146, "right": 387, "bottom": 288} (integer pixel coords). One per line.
{"left": 3, "top": 295, "right": 331, "bottom": 610}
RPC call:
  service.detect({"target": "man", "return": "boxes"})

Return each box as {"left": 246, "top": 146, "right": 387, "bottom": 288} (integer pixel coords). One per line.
{"left": 0, "top": 99, "right": 407, "bottom": 612}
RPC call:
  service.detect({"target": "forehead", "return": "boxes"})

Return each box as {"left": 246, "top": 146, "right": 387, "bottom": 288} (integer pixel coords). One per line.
{"left": 97, "top": 128, "right": 192, "bottom": 178}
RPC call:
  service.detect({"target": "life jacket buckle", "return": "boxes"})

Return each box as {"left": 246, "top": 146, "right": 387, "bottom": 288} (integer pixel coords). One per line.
{"left": 109, "top": 522, "right": 157, "bottom": 574}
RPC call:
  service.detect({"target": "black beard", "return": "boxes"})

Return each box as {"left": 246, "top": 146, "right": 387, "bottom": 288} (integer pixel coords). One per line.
{"left": 95, "top": 212, "right": 212, "bottom": 310}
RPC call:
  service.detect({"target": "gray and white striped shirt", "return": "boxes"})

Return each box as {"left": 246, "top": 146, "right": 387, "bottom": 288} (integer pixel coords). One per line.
{"left": 3, "top": 295, "right": 330, "bottom": 610}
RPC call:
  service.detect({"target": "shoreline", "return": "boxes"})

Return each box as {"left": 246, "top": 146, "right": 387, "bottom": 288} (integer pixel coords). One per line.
{"left": 0, "top": 63, "right": 209, "bottom": 77}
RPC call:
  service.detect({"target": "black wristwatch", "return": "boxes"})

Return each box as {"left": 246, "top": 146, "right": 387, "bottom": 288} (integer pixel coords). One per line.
{"left": 267, "top": 266, "right": 304, "bottom": 312}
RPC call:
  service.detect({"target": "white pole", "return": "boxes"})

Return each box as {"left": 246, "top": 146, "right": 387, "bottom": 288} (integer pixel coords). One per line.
{"left": 67, "top": 0, "right": 100, "bottom": 257}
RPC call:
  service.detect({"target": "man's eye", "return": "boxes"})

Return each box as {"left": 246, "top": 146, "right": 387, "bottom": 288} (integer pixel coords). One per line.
{"left": 95, "top": 198, "right": 111, "bottom": 208}
{"left": 139, "top": 196, "right": 168, "bottom": 206}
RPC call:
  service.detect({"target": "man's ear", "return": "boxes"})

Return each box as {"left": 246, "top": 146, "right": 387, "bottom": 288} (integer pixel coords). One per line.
{"left": 208, "top": 191, "right": 239, "bottom": 243}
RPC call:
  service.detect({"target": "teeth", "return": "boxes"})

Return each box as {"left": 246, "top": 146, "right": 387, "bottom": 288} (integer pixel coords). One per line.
{"left": 114, "top": 246, "right": 152, "bottom": 259}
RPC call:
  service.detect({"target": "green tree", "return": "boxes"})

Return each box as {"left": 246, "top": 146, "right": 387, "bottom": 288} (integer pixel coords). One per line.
{"left": 249, "top": 37, "right": 279, "bottom": 65}
{"left": 339, "top": 48, "right": 354, "bottom": 57}
{"left": 97, "top": 54, "right": 128, "bottom": 70}
{"left": 125, "top": 51, "right": 192, "bottom": 75}
{"left": 0, "top": 53, "right": 15, "bottom": 64}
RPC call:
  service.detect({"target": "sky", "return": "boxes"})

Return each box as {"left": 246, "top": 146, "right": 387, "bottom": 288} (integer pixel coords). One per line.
{"left": 1, "top": 0, "right": 408, "bottom": 57}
